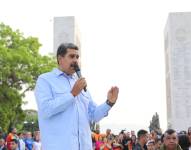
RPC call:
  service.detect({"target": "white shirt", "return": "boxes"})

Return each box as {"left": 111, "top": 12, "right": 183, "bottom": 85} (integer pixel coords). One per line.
{"left": 19, "top": 139, "right": 25, "bottom": 150}
{"left": 32, "top": 141, "right": 41, "bottom": 150}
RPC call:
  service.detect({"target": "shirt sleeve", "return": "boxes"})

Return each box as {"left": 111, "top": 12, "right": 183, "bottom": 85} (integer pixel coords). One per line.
{"left": 35, "top": 76, "right": 75, "bottom": 119}
{"left": 87, "top": 92, "right": 111, "bottom": 122}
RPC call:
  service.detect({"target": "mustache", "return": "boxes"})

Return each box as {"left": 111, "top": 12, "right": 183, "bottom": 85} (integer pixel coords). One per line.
{"left": 70, "top": 63, "right": 80, "bottom": 71}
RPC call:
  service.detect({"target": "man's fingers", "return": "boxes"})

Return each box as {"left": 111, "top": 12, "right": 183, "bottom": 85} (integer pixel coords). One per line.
{"left": 77, "top": 78, "right": 87, "bottom": 90}
{"left": 111, "top": 86, "right": 119, "bottom": 94}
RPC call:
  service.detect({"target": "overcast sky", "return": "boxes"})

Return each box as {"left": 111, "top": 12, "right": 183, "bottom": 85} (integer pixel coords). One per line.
{"left": 1, "top": 0, "right": 190, "bottom": 134}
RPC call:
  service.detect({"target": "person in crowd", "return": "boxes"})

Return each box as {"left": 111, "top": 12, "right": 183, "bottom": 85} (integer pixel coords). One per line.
{"left": 133, "top": 129, "right": 148, "bottom": 150}
{"left": 95, "top": 135, "right": 104, "bottom": 150}
{"left": 118, "top": 131, "right": 125, "bottom": 145}
{"left": 112, "top": 135, "right": 124, "bottom": 150}
{"left": 17, "top": 132, "right": 25, "bottom": 150}
{"left": 6, "top": 128, "right": 18, "bottom": 150}
{"left": 93, "top": 129, "right": 101, "bottom": 144}
{"left": 128, "top": 134, "right": 137, "bottom": 150}
{"left": 106, "top": 129, "right": 113, "bottom": 140}
{"left": 151, "top": 130, "right": 158, "bottom": 142}
{"left": 155, "top": 137, "right": 162, "bottom": 150}
{"left": 160, "top": 134, "right": 165, "bottom": 144}
{"left": 0, "top": 128, "right": 6, "bottom": 140}
{"left": 131, "top": 131, "right": 136, "bottom": 136}
{"left": 160, "top": 129, "right": 182, "bottom": 150}
{"left": 24, "top": 132, "right": 33, "bottom": 150}
{"left": 0, "top": 138, "right": 7, "bottom": 150}
{"left": 146, "top": 140, "right": 155, "bottom": 150}
{"left": 100, "top": 137, "right": 113, "bottom": 150}
{"left": 32, "top": 131, "right": 41, "bottom": 150}
{"left": 9, "top": 139, "right": 19, "bottom": 150}
{"left": 35, "top": 43, "right": 119, "bottom": 149}
{"left": 178, "top": 134, "right": 190, "bottom": 150}
{"left": 122, "top": 131, "right": 131, "bottom": 150}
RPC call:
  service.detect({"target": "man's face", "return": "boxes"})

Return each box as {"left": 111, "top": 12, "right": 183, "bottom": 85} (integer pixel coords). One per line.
{"left": 131, "top": 130, "right": 135, "bottom": 136}
{"left": 155, "top": 140, "right": 162, "bottom": 150}
{"left": 151, "top": 131, "right": 157, "bottom": 139}
{"left": 140, "top": 133, "right": 149, "bottom": 144}
{"left": 10, "top": 141, "right": 18, "bottom": 150}
{"left": 126, "top": 132, "right": 130, "bottom": 137}
{"left": 147, "top": 142, "right": 155, "bottom": 150}
{"left": 0, "top": 139, "right": 5, "bottom": 146}
{"left": 26, "top": 132, "right": 32, "bottom": 139}
{"left": 95, "top": 129, "right": 100, "bottom": 134}
{"left": 12, "top": 128, "right": 17, "bottom": 134}
{"left": 106, "top": 129, "right": 111, "bottom": 135}
{"left": 58, "top": 49, "right": 79, "bottom": 75}
{"left": 164, "top": 132, "right": 178, "bottom": 150}
{"left": 143, "top": 133, "right": 149, "bottom": 144}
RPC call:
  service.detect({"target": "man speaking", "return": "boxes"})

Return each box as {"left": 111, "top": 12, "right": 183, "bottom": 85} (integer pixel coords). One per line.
{"left": 34, "top": 43, "right": 119, "bottom": 150}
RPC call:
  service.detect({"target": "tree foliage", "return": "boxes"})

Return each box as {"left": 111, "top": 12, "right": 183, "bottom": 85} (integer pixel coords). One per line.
{"left": 0, "top": 23, "right": 56, "bottom": 132}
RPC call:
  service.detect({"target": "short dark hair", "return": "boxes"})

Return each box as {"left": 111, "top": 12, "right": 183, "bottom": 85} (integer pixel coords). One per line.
{"left": 137, "top": 129, "right": 148, "bottom": 138}
{"left": 160, "top": 134, "right": 164, "bottom": 143}
{"left": 164, "top": 129, "right": 176, "bottom": 135}
{"left": 57, "top": 43, "right": 78, "bottom": 58}
{"left": 178, "top": 134, "right": 190, "bottom": 150}
{"left": 9, "top": 127, "right": 16, "bottom": 133}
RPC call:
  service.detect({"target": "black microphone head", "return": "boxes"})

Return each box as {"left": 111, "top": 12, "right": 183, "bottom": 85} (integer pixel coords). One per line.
{"left": 71, "top": 63, "right": 86, "bottom": 91}
{"left": 71, "top": 63, "right": 81, "bottom": 78}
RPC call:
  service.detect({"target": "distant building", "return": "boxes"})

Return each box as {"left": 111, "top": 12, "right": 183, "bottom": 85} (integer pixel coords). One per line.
{"left": 164, "top": 12, "right": 191, "bottom": 131}
{"left": 24, "top": 109, "right": 38, "bottom": 116}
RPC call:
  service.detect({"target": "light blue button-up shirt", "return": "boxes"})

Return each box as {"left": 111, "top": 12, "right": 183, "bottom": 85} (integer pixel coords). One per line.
{"left": 34, "top": 68, "right": 111, "bottom": 150}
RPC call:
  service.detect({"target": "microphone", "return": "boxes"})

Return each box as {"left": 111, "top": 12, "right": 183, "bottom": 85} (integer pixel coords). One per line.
{"left": 71, "top": 63, "right": 87, "bottom": 92}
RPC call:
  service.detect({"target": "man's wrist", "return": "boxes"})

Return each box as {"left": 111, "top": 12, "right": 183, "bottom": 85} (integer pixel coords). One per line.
{"left": 106, "top": 99, "right": 115, "bottom": 107}
{"left": 71, "top": 91, "right": 77, "bottom": 97}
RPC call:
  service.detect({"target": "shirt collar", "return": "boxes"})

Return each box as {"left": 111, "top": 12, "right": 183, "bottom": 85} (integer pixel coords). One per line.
{"left": 52, "top": 68, "right": 75, "bottom": 79}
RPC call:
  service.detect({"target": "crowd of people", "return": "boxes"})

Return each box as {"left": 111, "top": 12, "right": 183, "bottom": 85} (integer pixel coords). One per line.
{"left": 91, "top": 127, "right": 191, "bottom": 150}
{"left": 0, "top": 126, "right": 191, "bottom": 150}
{"left": 0, "top": 127, "right": 41, "bottom": 150}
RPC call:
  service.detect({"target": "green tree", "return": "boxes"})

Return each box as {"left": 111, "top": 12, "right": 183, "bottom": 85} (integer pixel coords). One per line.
{"left": 0, "top": 23, "right": 56, "bottom": 132}
{"left": 149, "top": 112, "right": 162, "bottom": 134}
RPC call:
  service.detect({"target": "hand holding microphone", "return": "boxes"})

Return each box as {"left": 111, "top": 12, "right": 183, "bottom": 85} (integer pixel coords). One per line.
{"left": 71, "top": 63, "right": 87, "bottom": 97}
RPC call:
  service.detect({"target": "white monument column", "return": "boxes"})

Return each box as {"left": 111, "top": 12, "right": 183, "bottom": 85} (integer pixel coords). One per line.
{"left": 53, "top": 16, "right": 81, "bottom": 54}
{"left": 165, "top": 12, "right": 191, "bottom": 131}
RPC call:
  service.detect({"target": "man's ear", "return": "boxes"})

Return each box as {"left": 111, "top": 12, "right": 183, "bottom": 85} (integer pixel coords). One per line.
{"left": 57, "top": 55, "right": 62, "bottom": 64}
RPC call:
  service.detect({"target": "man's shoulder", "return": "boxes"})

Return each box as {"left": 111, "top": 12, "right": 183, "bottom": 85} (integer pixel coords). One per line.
{"left": 38, "top": 69, "right": 55, "bottom": 79}
{"left": 39, "top": 71, "right": 52, "bottom": 78}
{"left": 2, "top": 147, "right": 8, "bottom": 150}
